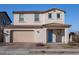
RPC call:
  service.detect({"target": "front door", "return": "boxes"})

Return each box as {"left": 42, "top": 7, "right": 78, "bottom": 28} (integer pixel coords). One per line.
{"left": 47, "top": 30, "right": 53, "bottom": 43}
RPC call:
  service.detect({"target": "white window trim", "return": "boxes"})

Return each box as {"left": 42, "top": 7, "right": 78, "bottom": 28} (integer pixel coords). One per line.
{"left": 34, "top": 14, "right": 40, "bottom": 22}
{"left": 19, "top": 14, "right": 24, "bottom": 23}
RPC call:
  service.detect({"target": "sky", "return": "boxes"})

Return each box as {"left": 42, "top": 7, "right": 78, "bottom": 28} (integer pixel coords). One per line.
{"left": 0, "top": 4, "right": 79, "bottom": 32}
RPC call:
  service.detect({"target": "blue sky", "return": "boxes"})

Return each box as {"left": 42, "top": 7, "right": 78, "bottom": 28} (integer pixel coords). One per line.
{"left": 0, "top": 4, "right": 79, "bottom": 32}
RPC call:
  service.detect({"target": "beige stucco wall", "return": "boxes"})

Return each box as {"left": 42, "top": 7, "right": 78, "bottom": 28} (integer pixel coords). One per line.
{"left": 13, "top": 10, "right": 65, "bottom": 25}
{"left": 13, "top": 14, "right": 44, "bottom": 25}
{"left": 62, "top": 28, "right": 69, "bottom": 44}
{"left": 4, "top": 28, "right": 47, "bottom": 43}
{"left": 44, "top": 10, "right": 64, "bottom": 24}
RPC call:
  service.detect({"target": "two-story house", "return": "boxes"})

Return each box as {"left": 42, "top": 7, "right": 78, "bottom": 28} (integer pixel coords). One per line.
{"left": 4, "top": 8, "right": 71, "bottom": 44}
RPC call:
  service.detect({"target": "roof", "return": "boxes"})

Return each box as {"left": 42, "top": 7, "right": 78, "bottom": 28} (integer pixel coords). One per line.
{"left": 4, "top": 23, "right": 71, "bottom": 29}
{"left": 43, "top": 23, "right": 71, "bottom": 27}
{"left": 0, "top": 12, "right": 12, "bottom": 23}
{"left": 4, "top": 25, "right": 43, "bottom": 28}
{"left": 13, "top": 8, "right": 65, "bottom": 14}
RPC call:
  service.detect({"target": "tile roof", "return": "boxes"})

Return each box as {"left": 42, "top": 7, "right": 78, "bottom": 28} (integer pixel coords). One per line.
{"left": 13, "top": 8, "right": 65, "bottom": 14}
{"left": 43, "top": 23, "right": 71, "bottom": 27}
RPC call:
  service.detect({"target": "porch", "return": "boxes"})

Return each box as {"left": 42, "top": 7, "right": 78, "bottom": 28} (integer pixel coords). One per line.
{"left": 43, "top": 23, "right": 71, "bottom": 44}
{"left": 47, "top": 29, "right": 65, "bottom": 43}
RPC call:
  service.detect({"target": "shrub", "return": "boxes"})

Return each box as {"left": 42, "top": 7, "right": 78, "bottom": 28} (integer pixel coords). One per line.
{"left": 36, "top": 43, "right": 45, "bottom": 47}
{"left": 45, "top": 45, "right": 51, "bottom": 49}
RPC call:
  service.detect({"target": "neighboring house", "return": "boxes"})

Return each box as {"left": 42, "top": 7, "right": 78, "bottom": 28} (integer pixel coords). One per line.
{"left": 0, "top": 12, "right": 11, "bottom": 42}
{"left": 69, "top": 32, "right": 79, "bottom": 43}
{"left": 4, "top": 8, "right": 71, "bottom": 44}
{"left": 69, "top": 32, "right": 75, "bottom": 42}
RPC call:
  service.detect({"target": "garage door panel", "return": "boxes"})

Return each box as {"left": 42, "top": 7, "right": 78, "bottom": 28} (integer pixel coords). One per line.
{"left": 13, "top": 31, "right": 34, "bottom": 42}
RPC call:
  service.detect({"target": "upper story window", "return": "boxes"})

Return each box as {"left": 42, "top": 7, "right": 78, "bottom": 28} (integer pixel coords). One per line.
{"left": 34, "top": 14, "right": 39, "bottom": 22}
{"left": 57, "top": 13, "right": 60, "bottom": 19}
{"left": 19, "top": 14, "right": 24, "bottom": 22}
{"left": 48, "top": 13, "right": 52, "bottom": 18}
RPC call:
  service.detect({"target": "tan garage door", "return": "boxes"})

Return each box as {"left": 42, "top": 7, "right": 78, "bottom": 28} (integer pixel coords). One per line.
{"left": 13, "top": 30, "right": 34, "bottom": 42}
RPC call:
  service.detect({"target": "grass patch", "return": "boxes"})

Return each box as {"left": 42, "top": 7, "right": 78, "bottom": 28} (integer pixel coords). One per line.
{"left": 63, "top": 44, "right": 73, "bottom": 48}
{"left": 45, "top": 45, "right": 51, "bottom": 49}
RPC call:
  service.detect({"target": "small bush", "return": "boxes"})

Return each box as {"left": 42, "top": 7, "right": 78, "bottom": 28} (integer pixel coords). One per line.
{"left": 63, "top": 44, "right": 73, "bottom": 48}
{"left": 36, "top": 43, "right": 45, "bottom": 47}
{"left": 45, "top": 45, "right": 51, "bottom": 49}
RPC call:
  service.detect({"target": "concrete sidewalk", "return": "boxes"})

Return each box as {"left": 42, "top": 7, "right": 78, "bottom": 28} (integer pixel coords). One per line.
{"left": 0, "top": 47, "right": 79, "bottom": 54}
{"left": 30, "top": 49, "right": 79, "bottom": 52}
{"left": 29, "top": 49, "right": 79, "bottom": 54}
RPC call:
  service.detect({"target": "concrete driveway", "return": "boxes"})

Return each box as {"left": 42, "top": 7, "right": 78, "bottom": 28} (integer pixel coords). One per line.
{"left": 0, "top": 43, "right": 79, "bottom": 55}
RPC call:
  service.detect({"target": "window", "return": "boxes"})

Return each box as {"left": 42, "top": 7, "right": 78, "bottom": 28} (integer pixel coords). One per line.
{"left": 48, "top": 13, "right": 52, "bottom": 18}
{"left": 34, "top": 14, "right": 39, "bottom": 22}
{"left": 57, "top": 13, "right": 60, "bottom": 19}
{"left": 19, "top": 14, "right": 24, "bottom": 22}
